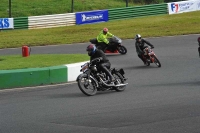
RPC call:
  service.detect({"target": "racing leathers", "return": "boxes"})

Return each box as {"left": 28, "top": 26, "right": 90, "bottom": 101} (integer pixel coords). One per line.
{"left": 90, "top": 49, "right": 115, "bottom": 83}
{"left": 135, "top": 39, "right": 154, "bottom": 63}
{"left": 96, "top": 31, "right": 114, "bottom": 51}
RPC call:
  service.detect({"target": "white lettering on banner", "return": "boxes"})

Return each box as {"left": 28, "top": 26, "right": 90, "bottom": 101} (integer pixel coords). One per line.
{"left": 0, "top": 18, "right": 9, "bottom": 28}
{"left": 81, "top": 14, "right": 103, "bottom": 22}
{"left": 0, "top": 18, "right": 14, "bottom": 29}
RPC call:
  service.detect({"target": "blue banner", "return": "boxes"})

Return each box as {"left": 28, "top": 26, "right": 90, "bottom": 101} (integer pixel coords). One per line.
{"left": 76, "top": 10, "right": 108, "bottom": 25}
{"left": 0, "top": 18, "right": 14, "bottom": 29}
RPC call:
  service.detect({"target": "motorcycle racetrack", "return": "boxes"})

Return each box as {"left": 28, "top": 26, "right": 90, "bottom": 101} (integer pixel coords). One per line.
{"left": 0, "top": 34, "right": 200, "bottom": 133}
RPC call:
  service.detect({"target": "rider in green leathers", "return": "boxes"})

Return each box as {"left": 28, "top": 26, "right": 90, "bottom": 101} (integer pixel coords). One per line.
{"left": 96, "top": 28, "right": 114, "bottom": 51}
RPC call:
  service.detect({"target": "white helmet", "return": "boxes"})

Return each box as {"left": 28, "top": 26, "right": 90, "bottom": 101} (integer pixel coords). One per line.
{"left": 135, "top": 34, "right": 141, "bottom": 40}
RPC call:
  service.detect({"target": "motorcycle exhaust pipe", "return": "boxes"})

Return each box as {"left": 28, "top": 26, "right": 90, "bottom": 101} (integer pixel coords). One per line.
{"left": 99, "top": 78, "right": 128, "bottom": 87}
{"left": 115, "top": 83, "right": 128, "bottom": 87}
{"left": 99, "top": 78, "right": 115, "bottom": 87}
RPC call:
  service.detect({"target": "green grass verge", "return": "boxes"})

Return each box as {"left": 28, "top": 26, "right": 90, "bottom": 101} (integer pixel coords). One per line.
{"left": 1, "top": 11, "right": 200, "bottom": 49}
{"left": 0, "top": 54, "right": 89, "bottom": 70}
{"left": 0, "top": 0, "right": 140, "bottom": 18}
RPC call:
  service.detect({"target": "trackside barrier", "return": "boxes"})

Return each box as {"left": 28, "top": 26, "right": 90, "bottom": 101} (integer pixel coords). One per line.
{"left": 108, "top": 3, "right": 168, "bottom": 21}
{"left": 0, "top": 18, "right": 14, "bottom": 30}
{"left": 11, "top": 3, "right": 168, "bottom": 30}
{"left": 0, "top": 61, "right": 88, "bottom": 89}
{"left": 65, "top": 61, "right": 88, "bottom": 82}
{"left": 167, "top": 0, "right": 200, "bottom": 14}
{"left": 0, "top": 66, "right": 67, "bottom": 89}
{"left": 28, "top": 13, "right": 76, "bottom": 29}
{"left": 14, "top": 17, "right": 28, "bottom": 29}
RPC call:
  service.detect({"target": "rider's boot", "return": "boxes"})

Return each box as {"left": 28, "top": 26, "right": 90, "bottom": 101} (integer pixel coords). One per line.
{"left": 107, "top": 79, "right": 115, "bottom": 86}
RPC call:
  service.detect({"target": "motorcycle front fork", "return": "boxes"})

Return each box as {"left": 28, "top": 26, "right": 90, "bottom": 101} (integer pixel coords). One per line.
{"left": 143, "top": 55, "right": 154, "bottom": 63}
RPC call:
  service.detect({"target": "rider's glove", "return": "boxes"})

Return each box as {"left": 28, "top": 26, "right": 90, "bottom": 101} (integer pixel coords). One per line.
{"left": 96, "top": 59, "right": 100, "bottom": 62}
{"left": 99, "top": 57, "right": 103, "bottom": 60}
{"left": 96, "top": 57, "right": 103, "bottom": 62}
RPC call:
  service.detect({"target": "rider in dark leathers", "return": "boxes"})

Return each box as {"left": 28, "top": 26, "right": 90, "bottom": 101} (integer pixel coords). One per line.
{"left": 198, "top": 37, "right": 200, "bottom": 57}
{"left": 86, "top": 44, "right": 115, "bottom": 85}
{"left": 135, "top": 34, "right": 154, "bottom": 64}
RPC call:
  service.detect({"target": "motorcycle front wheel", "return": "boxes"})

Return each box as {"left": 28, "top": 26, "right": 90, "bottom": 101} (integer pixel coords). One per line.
{"left": 112, "top": 72, "right": 126, "bottom": 92}
{"left": 153, "top": 56, "right": 161, "bottom": 67}
{"left": 77, "top": 74, "right": 97, "bottom": 96}
{"left": 118, "top": 46, "right": 127, "bottom": 55}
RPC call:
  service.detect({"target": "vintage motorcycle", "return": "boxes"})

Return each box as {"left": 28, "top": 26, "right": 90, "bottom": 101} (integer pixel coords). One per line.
{"left": 142, "top": 46, "right": 161, "bottom": 67}
{"left": 90, "top": 36, "right": 127, "bottom": 54}
{"left": 76, "top": 58, "right": 128, "bottom": 96}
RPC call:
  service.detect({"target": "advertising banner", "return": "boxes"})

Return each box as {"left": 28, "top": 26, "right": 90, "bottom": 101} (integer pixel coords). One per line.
{"left": 76, "top": 10, "right": 108, "bottom": 25}
{"left": 168, "top": 0, "right": 200, "bottom": 14}
{"left": 0, "top": 18, "right": 14, "bottom": 29}
{"left": 197, "top": 0, "right": 200, "bottom": 10}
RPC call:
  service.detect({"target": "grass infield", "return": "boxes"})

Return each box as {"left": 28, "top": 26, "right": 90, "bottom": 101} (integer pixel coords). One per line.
{"left": 0, "top": 54, "right": 89, "bottom": 70}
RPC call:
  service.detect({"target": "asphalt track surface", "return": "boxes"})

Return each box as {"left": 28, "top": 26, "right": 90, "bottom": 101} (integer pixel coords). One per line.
{"left": 0, "top": 34, "right": 200, "bottom": 133}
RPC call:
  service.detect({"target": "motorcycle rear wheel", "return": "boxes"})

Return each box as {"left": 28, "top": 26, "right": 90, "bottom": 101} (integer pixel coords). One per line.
{"left": 112, "top": 72, "right": 126, "bottom": 92}
{"left": 118, "top": 46, "right": 127, "bottom": 55}
{"left": 77, "top": 74, "right": 97, "bottom": 96}
{"left": 154, "top": 56, "right": 161, "bottom": 67}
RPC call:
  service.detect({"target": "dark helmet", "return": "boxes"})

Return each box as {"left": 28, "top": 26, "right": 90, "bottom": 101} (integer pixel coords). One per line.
{"left": 135, "top": 34, "right": 142, "bottom": 40}
{"left": 103, "top": 27, "right": 108, "bottom": 34}
{"left": 86, "top": 44, "right": 96, "bottom": 56}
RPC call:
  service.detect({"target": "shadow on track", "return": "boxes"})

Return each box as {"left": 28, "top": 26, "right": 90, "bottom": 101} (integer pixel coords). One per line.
{"left": 47, "top": 93, "right": 85, "bottom": 99}
{"left": 135, "top": 81, "right": 200, "bottom": 87}
{"left": 47, "top": 90, "right": 121, "bottom": 98}
{"left": 123, "top": 65, "right": 159, "bottom": 70}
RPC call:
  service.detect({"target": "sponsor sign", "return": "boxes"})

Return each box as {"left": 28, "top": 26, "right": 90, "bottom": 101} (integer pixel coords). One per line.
{"left": 76, "top": 10, "right": 108, "bottom": 25}
{"left": 168, "top": 0, "right": 200, "bottom": 14}
{"left": 0, "top": 18, "right": 14, "bottom": 29}
{"left": 197, "top": 0, "right": 200, "bottom": 10}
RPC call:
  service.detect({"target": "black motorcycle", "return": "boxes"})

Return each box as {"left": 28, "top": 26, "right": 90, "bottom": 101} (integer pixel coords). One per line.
{"left": 90, "top": 36, "right": 127, "bottom": 55}
{"left": 76, "top": 58, "right": 128, "bottom": 96}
